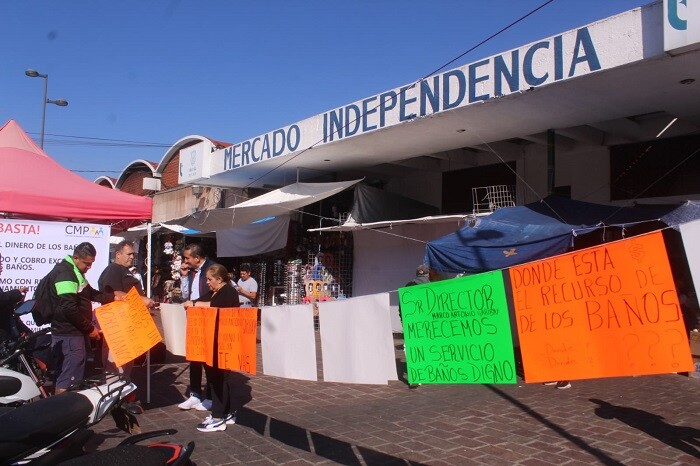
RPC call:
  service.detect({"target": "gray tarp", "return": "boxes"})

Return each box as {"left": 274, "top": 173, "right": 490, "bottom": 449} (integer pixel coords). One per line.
{"left": 175, "top": 179, "right": 363, "bottom": 232}
{"left": 346, "top": 184, "right": 439, "bottom": 224}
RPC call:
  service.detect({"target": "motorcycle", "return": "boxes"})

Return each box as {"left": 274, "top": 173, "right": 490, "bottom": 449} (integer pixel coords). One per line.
{"left": 0, "top": 299, "right": 51, "bottom": 404}
{"left": 0, "top": 299, "right": 195, "bottom": 465}
{"left": 0, "top": 372, "right": 137, "bottom": 464}
{"left": 0, "top": 328, "right": 51, "bottom": 404}
{"left": 57, "top": 430, "right": 195, "bottom": 465}
{"left": 0, "top": 366, "right": 41, "bottom": 405}
{"left": 0, "top": 371, "right": 194, "bottom": 465}
{"left": 0, "top": 374, "right": 194, "bottom": 466}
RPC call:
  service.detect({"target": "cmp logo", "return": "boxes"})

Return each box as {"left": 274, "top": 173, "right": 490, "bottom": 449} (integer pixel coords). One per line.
{"left": 65, "top": 225, "right": 106, "bottom": 238}
{"left": 667, "top": 0, "right": 688, "bottom": 30}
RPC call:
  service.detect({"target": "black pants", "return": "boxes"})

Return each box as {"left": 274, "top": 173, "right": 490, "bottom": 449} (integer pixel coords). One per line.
{"left": 189, "top": 361, "right": 211, "bottom": 400}
{"left": 203, "top": 364, "right": 234, "bottom": 419}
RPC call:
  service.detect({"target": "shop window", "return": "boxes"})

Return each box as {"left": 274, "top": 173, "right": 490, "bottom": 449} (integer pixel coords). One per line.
{"left": 610, "top": 134, "right": 700, "bottom": 200}
{"left": 442, "top": 162, "right": 517, "bottom": 214}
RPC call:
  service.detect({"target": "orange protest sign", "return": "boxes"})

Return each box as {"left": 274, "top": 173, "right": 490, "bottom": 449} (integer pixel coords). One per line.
{"left": 216, "top": 307, "right": 258, "bottom": 374}
{"left": 95, "top": 287, "right": 162, "bottom": 368}
{"left": 185, "top": 307, "right": 218, "bottom": 366}
{"left": 510, "top": 231, "right": 694, "bottom": 382}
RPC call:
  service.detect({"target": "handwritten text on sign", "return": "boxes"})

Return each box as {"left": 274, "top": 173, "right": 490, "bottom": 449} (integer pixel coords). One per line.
{"left": 185, "top": 307, "right": 217, "bottom": 366}
{"left": 510, "top": 231, "right": 694, "bottom": 382}
{"left": 217, "top": 308, "right": 258, "bottom": 374}
{"left": 95, "top": 287, "right": 162, "bottom": 368}
{"left": 399, "top": 271, "right": 516, "bottom": 384}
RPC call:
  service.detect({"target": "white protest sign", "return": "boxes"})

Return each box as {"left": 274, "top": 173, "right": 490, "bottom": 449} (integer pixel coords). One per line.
{"left": 0, "top": 220, "right": 110, "bottom": 331}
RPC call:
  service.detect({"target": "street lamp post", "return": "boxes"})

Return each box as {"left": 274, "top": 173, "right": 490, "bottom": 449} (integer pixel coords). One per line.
{"left": 25, "top": 69, "right": 68, "bottom": 149}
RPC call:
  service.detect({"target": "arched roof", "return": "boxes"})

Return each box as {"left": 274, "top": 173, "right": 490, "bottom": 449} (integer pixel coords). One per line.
{"left": 155, "top": 135, "right": 231, "bottom": 177}
{"left": 114, "top": 159, "right": 157, "bottom": 190}
{"left": 94, "top": 176, "right": 116, "bottom": 188}
{"left": 93, "top": 135, "right": 232, "bottom": 191}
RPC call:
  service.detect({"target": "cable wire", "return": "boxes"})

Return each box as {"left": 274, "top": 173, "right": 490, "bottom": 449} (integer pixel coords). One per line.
{"left": 242, "top": 0, "right": 559, "bottom": 190}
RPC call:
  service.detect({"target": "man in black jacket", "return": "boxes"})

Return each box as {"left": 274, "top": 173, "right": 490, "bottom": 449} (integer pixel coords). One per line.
{"left": 178, "top": 243, "right": 215, "bottom": 411}
{"left": 50, "top": 242, "right": 113, "bottom": 394}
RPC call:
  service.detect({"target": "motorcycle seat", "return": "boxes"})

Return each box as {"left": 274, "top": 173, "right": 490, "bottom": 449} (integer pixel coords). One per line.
{"left": 0, "top": 391, "right": 93, "bottom": 463}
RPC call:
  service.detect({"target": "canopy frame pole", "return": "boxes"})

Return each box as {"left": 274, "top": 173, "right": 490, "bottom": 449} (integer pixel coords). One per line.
{"left": 146, "top": 222, "right": 152, "bottom": 404}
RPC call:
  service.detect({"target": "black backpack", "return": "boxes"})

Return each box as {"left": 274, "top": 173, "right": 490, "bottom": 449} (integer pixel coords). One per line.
{"left": 31, "top": 263, "right": 65, "bottom": 326}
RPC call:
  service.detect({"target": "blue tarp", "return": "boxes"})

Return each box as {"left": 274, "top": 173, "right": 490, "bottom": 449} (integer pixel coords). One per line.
{"left": 661, "top": 200, "right": 700, "bottom": 229}
{"left": 424, "top": 196, "right": 688, "bottom": 274}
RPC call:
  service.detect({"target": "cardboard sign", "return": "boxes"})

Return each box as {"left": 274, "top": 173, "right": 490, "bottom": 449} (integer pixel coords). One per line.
{"left": 95, "top": 287, "right": 162, "bottom": 368}
{"left": 158, "top": 303, "right": 187, "bottom": 356}
{"left": 185, "top": 307, "right": 217, "bottom": 366}
{"left": 217, "top": 307, "right": 258, "bottom": 374}
{"left": 398, "top": 271, "right": 516, "bottom": 384}
{"left": 510, "top": 231, "right": 694, "bottom": 382}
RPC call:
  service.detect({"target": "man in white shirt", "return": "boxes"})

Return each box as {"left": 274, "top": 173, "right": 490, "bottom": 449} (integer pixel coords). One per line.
{"left": 235, "top": 263, "right": 258, "bottom": 307}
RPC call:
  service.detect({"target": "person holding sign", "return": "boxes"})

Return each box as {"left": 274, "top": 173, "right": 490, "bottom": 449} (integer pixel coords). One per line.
{"left": 50, "top": 243, "right": 113, "bottom": 394}
{"left": 399, "top": 265, "right": 436, "bottom": 388}
{"left": 178, "top": 243, "right": 216, "bottom": 411}
{"left": 97, "top": 240, "right": 155, "bottom": 411}
{"left": 187, "top": 264, "right": 240, "bottom": 433}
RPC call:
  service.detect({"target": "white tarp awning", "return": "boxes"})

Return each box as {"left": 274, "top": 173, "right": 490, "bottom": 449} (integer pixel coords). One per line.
{"left": 178, "top": 179, "right": 363, "bottom": 232}
{"left": 114, "top": 222, "right": 205, "bottom": 240}
{"left": 308, "top": 214, "right": 474, "bottom": 232}
{"left": 159, "top": 223, "right": 202, "bottom": 234}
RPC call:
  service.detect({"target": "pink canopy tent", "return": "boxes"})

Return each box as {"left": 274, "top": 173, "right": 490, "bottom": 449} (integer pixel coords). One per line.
{"left": 0, "top": 119, "right": 156, "bottom": 399}
{"left": 0, "top": 120, "right": 152, "bottom": 222}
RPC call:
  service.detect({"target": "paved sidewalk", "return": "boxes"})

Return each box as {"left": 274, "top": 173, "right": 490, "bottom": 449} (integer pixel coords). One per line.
{"left": 85, "top": 334, "right": 700, "bottom": 466}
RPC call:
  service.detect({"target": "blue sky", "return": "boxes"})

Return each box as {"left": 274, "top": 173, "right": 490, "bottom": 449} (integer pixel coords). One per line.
{"left": 1, "top": 0, "right": 648, "bottom": 180}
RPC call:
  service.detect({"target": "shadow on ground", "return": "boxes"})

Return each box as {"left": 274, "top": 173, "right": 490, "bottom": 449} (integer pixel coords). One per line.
{"left": 238, "top": 407, "right": 426, "bottom": 466}
{"left": 132, "top": 364, "right": 188, "bottom": 410}
{"left": 488, "top": 385, "right": 625, "bottom": 466}
{"left": 591, "top": 398, "right": 700, "bottom": 459}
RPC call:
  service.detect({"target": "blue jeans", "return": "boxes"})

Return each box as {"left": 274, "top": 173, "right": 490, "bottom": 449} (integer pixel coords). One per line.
{"left": 52, "top": 335, "right": 88, "bottom": 389}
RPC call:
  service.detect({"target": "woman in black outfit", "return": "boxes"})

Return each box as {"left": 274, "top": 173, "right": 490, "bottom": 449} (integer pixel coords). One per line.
{"left": 191, "top": 263, "right": 240, "bottom": 432}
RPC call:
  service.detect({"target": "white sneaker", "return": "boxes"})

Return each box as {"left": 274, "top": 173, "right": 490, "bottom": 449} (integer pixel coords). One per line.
{"left": 196, "top": 416, "right": 226, "bottom": 432}
{"left": 199, "top": 412, "right": 235, "bottom": 425}
{"left": 194, "top": 399, "right": 212, "bottom": 411}
{"left": 178, "top": 395, "right": 201, "bottom": 410}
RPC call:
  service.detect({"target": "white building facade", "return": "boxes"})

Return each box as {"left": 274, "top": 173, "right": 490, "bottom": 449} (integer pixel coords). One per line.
{"left": 178, "top": 1, "right": 700, "bottom": 212}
